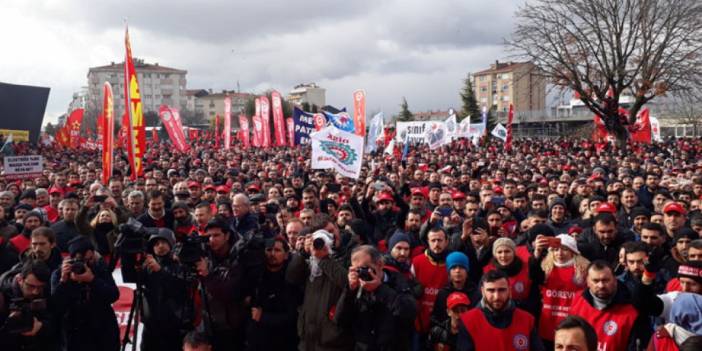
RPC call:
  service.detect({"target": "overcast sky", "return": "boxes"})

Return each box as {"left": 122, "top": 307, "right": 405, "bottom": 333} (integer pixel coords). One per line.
{"left": 1, "top": 0, "right": 525, "bottom": 125}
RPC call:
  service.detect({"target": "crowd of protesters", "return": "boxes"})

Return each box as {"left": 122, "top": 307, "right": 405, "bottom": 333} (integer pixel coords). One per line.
{"left": 1, "top": 133, "right": 702, "bottom": 351}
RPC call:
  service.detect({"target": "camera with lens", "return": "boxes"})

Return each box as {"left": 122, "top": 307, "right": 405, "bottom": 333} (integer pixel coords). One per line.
{"left": 68, "top": 259, "right": 86, "bottom": 275}
{"left": 115, "top": 218, "right": 159, "bottom": 283}
{"left": 356, "top": 266, "right": 374, "bottom": 281}
{"left": 174, "top": 234, "right": 209, "bottom": 267}
{"left": 313, "top": 238, "right": 326, "bottom": 250}
{"left": 1, "top": 298, "right": 47, "bottom": 334}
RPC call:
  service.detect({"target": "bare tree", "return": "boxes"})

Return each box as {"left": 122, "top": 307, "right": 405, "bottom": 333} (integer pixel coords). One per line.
{"left": 509, "top": 0, "right": 702, "bottom": 141}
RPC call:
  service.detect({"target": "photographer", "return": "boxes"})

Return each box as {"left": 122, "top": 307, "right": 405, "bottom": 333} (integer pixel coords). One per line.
{"left": 196, "top": 218, "right": 247, "bottom": 350}
{"left": 140, "top": 228, "right": 197, "bottom": 351}
{"left": 50, "top": 236, "right": 120, "bottom": 351}
{"left": 335, "top": 245, "right": 417, "bottom": 351}
{"left": 0, "top": 260, "right": 53, "bottom": 351}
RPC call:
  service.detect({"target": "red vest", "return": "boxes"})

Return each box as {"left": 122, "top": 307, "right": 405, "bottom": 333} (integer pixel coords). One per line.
{"left": 538, "top": 266, "right": 584, "bottom": 341}
{"left": 650, "top": 327, "right": 680, "bottom": 351}
{"left": 570, "top": 293, "right": 638, "bottom": 351}
{"left": 483, "top": 258, "right": 532, "bottom": 301}
{"left": 412, "top": 251, "right": 448, "bottom": 333}
{"left": 10, "top": 234, "right": 31, "bottom": 254}
{"left": 461, "top": 307, "right": 535, "bottom": 351}
{"left": 515, "top": 246, "right": 531, "bottom": 262}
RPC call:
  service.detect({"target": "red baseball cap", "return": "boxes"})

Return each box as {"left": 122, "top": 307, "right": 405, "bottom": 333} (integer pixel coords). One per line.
{"left": 203, "top": 184, "right": 216, "bottom": 191}
{"left": 446, "top": 292, "right": 470, "bottom": 309}
{"left": 376, "top": 191, "right": 394, "bottom": 203}
{"left": 410, "top": 188, "right": 425, "bottom": 198}
{"left": 451, "top": 191, "right": 466, "bottom": 200}
{"left": 247, "top": 183, "right": 261, "bottom": 192}
{"left": 663, "top": 202, "right": 687, "bottom": 216}
{"left": 216, "top": 185, "right": 230, "bottom": 193}
{"left": 187, "top": 181, "right": 200, "bottom": 189}
{"left": 596, "top": 202, "right": 617, "bottom": 214}
{"left": 493, "top": 186, "right": 503, "bottom": 195}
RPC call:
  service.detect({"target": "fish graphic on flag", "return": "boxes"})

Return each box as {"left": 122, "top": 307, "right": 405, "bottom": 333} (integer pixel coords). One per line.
{"left": 322, "top": 110, "right": 355, "bottom": 133}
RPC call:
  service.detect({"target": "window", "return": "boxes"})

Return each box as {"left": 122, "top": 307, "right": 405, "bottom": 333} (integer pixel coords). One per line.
{"left": 503, "top": 96, "right": 510, "bottom": 102}
{"left": 481, "top": 86, "right": 487, "bottom": 92}
{"left": 503, "top": 85, "right": 509, "bottom": 91}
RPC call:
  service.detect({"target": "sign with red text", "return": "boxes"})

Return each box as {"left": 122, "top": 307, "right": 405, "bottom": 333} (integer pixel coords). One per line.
{"left": 311, "top": 126, "right": 364, "bottom": 179}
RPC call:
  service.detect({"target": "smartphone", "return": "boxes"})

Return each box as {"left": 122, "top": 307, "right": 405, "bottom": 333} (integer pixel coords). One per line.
{"left": 437, "top": 206, "right": 453, "bottom": 217}
{"left": 547, "top": 237, "right": 562, "bottom": 248}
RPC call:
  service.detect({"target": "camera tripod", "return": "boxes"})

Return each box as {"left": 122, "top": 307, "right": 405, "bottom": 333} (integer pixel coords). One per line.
{"left": 121, "top": 282, "right": 144, "bottom": 351}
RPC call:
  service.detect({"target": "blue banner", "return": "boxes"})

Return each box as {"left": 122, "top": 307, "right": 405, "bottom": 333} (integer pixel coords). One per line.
{"left": 322, "top": 109, "right": 355, "bottom": 133}
{"left": 293, "top": 107, "right": 315, "bottom": 145}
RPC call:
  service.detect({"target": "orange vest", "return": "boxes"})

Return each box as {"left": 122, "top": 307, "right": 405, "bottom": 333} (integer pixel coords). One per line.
{"left": 461, "top": 307, "right": 535, "bottom": 351}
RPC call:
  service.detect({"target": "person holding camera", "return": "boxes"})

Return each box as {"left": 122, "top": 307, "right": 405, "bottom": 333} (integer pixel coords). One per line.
{"left": 141, "top": 228, "right": 198, "bottom": 351}
{"left": 335, "top": 245, "right": 417, "bottom": 351}
{"left": 50, "top": 236, "right": 120, "bottom": 351}
{"left": 196, "top": 218, "right": 247, "bottom": 351}
{"left": 0, "top": 260, "right": 54, "bottom": 351}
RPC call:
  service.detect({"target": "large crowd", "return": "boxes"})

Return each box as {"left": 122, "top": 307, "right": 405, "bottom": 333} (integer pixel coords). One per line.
{"left": 1, "top": 134, "right": 702, "bottom": 351}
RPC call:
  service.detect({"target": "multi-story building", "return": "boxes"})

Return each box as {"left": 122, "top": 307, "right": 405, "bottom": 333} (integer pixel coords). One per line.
{"left": 412, "top": 110, "right": 449, "bottom": 121}
{"left": 473, "top": 61, "right": 546, "bottom": 119}
{"left": 287, "top": 83, "right": 326, "bottom": 108}
{"left": 185, "top": 89, "right": 209, "bottom": 115}
{"left": 198, "top": 90, "right": 251, "bottom": 126}
{"left": 86, "top": 59, "right": 187, "bottom": 117}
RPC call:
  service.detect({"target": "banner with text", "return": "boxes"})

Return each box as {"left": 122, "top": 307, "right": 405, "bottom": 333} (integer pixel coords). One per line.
{"left": 292, "top": 107, "right": 315, "bottom": 145}
{"left": 311, "top": 126, "right": 364, "bottom": 179}
{"left": 158, "top": 105, "right": 190, "bottom": 153}
{"left": 259, "top": 96, "right": 272, "bottom": 148}
{"left": 3, "top": 155, "right": 43, "bottom": 180}
{"left": 238, "top": 115, "right": 250, "bottom": 148}
{"left": 271, "top": 91, "right": 287, "bottom": 146}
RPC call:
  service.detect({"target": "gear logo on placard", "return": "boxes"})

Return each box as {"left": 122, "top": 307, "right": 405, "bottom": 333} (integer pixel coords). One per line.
{"left": 320, "top": 140, "right": 357, "bottom": 166}
{"left": 512, "top": 334, "right": 529, "bottom": 350}
{"left": 603, "top": 320, "right": 618, "bottom": 336}
{"left": 514, "top": 282, "right": 525, "bottom": 293}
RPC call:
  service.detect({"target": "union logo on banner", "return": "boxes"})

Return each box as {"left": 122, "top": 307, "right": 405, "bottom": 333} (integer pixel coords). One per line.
{"left": 320, "top": 140, "right": 358, "bottom": 166}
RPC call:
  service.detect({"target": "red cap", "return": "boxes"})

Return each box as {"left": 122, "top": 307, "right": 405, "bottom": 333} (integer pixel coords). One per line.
{"left": 187, "top": 181, "right": 200, "bottom": 189}
{"left": 451, "top": 191, "right": 466, "bottom": 200}
{"left": 376, "top": 191, "right": 394, "bottom": 203}
{"left": 410, "top": 188, "right": 425, "bottom": 198}
{"left": 588, "top": 174, "right": 604, "bottom": 183}
{"left": 216, "top": 185, "right": 230, "bottom": 193}
{"left": 48, "top": 186, "right": 63, "bottom": 195}
{"left": 568, "top": 225, "right": 583, "bottom": 235}
{"left": 663, "top": 202, "right": 687, "bottom": 216}
{"left": 493, "top": 186, "right": 503, "bottom": 195}
{"left": 596, "top": 202, "right": 617, "bottom": 214}
{"left": 446, "top": 292, "right": 470, "bottom": 309}
{"left": 203, "top": 184, "right": 216, "bottom": 191}
{"left": 247, "top": 183, "right": 261, "bottom": 192}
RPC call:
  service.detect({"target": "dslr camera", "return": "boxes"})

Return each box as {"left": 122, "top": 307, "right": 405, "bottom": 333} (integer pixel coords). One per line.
{"left": 67, "top": 258, "right": 86, "bottom": 274}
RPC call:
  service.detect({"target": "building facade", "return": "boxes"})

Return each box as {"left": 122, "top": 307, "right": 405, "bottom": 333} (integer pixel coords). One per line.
{"left": 287, "top": 83, "right": 326, "bottom": 108}
{"left": 86, "top": 59, "right": 187, "bottom": 118}
{"left": 198, "top": 91, "right": 251, "bottom": 127}
{"left": 473, "top": 61, "right": 546, "bottom": 119}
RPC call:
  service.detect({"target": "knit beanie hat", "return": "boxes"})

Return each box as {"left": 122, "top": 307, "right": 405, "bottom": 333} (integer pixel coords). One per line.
{"left": 673, "top": 228, "right": 699, "bottom": 243}
{"left": 446, "top": 252, "right": 469, "bottom": 272}
{"left": 678, "top": 261, "right": 702, "bottom": 285}
{"left": 492, "top": 237, "right": 516, "bottom": 256}
{"left": 387, "top": 231, "right": 410, "bottom": 251}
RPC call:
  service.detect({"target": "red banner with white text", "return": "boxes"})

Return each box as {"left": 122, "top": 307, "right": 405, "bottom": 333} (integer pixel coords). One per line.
{"left": 271, "top": 91, "right": 286, "bottom": 146}
{"left": 158, "top": 105, "right": 190, "bottom": 153}
{"left": 238, "top": 115, "right": 250, "bottom": 148}
{"left": 353, "top": 89, "right": 366, "bottom": 136}
{"left": 67, "top": 108, "right": 84, "bottom": 149}
{"left": 124, "top": 26, "right": 146, "bottom": 179}
{"left": 102, "top": 83, "right": 114, "bottom": 184}
{"left": 224, "top": 96, "right": 232, "bottom": 149}
{"left": 286, "top": 117, "right": 295, "bottom": 147}
{"left": 259, "top": 96, "right": 272, "bottom": 148}
{"left": 252, "top": 115, "right": 262, "bottom": 148}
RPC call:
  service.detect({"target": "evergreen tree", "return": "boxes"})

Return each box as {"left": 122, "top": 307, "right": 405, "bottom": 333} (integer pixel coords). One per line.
{"left": 486, "top": 106, "right": 498, "bottom": 135}
{"left": 459, "top": 74, "right": 480, "bottom": 121}
{"left": 397, "top": 97, "right": 413, "bottom": 121}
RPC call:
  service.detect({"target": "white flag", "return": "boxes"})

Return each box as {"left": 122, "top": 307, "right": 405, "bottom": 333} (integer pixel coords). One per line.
{"left": 445, "top": 112, "right": 457, "bottom": 138}
{"left": 365, "top": 112, "right": 384, "bottom": 153}
{"left": 458, "top": 116, "right": 471, "bottom": 138}
{"left": 491, "top": 123, "right": 508, "bottom": 141}
{"left": 311, "top": 125, "right": 364, "bottom": 179}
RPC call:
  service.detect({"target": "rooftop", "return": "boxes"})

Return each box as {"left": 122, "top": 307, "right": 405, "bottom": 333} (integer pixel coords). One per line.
{"left": 474, "top": 60, "right": 531, "bottom": 76}
{"left": 89, "top": 59, "right": 187, "bottom": 74}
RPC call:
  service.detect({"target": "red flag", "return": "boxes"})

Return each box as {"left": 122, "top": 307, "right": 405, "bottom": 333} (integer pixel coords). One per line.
{"left": 353, "top": 89, "right": 366, "bottom": 136}
{"left": 383, "top": 127, "right": 395, "bottom": 147}
{"left": 118, "top": 112, "right": 129, "bottom": 149}
{"left": 593, "top": 114, "right": 609, "bottom": 142}
{"left": 238, "top": 115, "right": 250, "bottom": 148}
{"left": 102, "top": 82, "right": 114, "bottom": 184}
{"left": 214, "top": 114, "right": 220, "bottom": 148}
{"left": 630, "top": 108, "right": 652, "bottom": 144}
{"left": 66, "top": 109, "right": 84, "bottom": 149}
{"left": 56, "top": 126, "right": 70, "bottom": 147}
{"left": 124, "top": 25, "right": 146, "bottom": 180}
{"left": 158, "top": 105, "right": 190, "bottom": 153}
{"left": 286, "top": 117, "right": 295, "bottom": 147}
{"left": 252, "top": 115, "right": 262, "bottom": 148}
{"left": 96, "top": 112, "right": 104, "bottom": 145}
{"left": 188, "top": 129, "right": 199, "bottom": 141}
{"left": 271, "top": 91, "right": 286, "bottom": 146}
{"left": 151, "top": 128, "right": 158, "bottom": 142}
{"left": 505, "top": 104, "right": 514, "bottom": 151}
{"left": 224, "top": 96, "right": 231, "bottom": 149}
{"left": 259, "top": 96, "right": 272, "bottom": 148}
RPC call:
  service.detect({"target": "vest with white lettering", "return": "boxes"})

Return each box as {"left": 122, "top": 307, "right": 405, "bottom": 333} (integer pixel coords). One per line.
{"left": 483, "top": 258, "right": 532, "bottom": 301}
{"left": 538, "top": 265, "right": 584, "bottom": 341}
{"left": 461, "top": 306, "right": 535, "bottom": 351}
{"left": 569, "top": 293, "right": 638, "bottom": 351}
{"left": 412, "top": 251, "right": 448, "bottom": 333}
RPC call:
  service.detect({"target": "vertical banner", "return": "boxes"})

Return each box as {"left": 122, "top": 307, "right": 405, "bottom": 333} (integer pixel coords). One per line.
{"left": 215, "top": 114, "right": 221, "bottom": 148}
{"left": 252, "top": 115, "right": 262, "bottom": 148}
{"left": 124, "top": 25, "right": 146, "bottom": 180}
{"left": 271, "top": 91, "right": 286, "bottom": 146}
{"left": 158, "top": 105, "right": 190, "bottom": 153}
{"left": 224, "top": 96, "right": 231, "bottom": 149}
{"left": 96, "top": 113, "right": 104, "bottom": 145}
{"left": 365, "top": 112, "right": 384, "bottom": 153}
{"left": 259, "top": 96, "right": 272, "bottom": 148}
{"left": 293, "top": 107, "right": 316, "bottom": 145}
{"left": 353, "top": 89, "right": 366, "bottom": 136}
{"left": 286, "top": 117, "right": 295, "bottom": 147}
{"left": 238, "top": 115, "right": 250, "bottom": 148}
{"left": 102, "top": 83, "right": 114, "bottom": 184}
{"left": 505, "top": 104, "right": 514, "bottom": 151}
{"left": 630, "top": 108, "right": 652, "bottom": 144}
{"left": 118, "top": 113, "right": 129, "bottom": 149}
{"left": 313, "top": 113, "right": 326, "bottom": 131}
{"left": 67, "top": 108, "right": 84, "bottom": 149}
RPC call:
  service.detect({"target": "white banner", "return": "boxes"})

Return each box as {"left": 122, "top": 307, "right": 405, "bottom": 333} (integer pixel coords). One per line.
{"left": 445, "top": 109, "right": 458, "bottom": 138}
{"left": 396, "top": 121, "right": 445, "bottom": 144}
{"left": 3, "top": 155, "right": 43, "bottom": 180}
{"left": 491, "top": 123, "right": 508, "bottom": 141}
{"left": 650, "top": 116, "right": 662, "bottom": 142}
{"left": 425, "top": 122, "right": 450, "bottom": 150}
{"left": 311, "top": 126, "right": 364, "bottom": 179}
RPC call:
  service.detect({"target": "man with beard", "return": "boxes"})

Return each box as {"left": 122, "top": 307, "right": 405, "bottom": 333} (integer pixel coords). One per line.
{"left": 140, "top": 228, "right": 196, "bottom": 351}
{"left": 0, "top": 227, "right": 63, "bottom": 293}
{"left": 578, "top": 213, "right": 629, "bottom": 265}
{"left": 193, "top": 202, "right": 213, "bottom": 235}
{"left": 411, "top": 227, "right": 449, "bottom": 344}
{"left": 50, "top": 199, "right": 81, "bottom": 253}
{"left": 172, "top": 202, "right": 197, "bottom": 241}
{"left": 336, "top": 204, "right": 355, "bottom": 229}
{"left": 617, "top": 241, "right": 665, "bottom": 294}
{"left": 359, "top": 189, "right": 408, "bottom": 246}
{"left": 247, "top": 237, "right": 302, "bottom": 351}
{"left": 301, "top": 187, "right": 319, "bottom": 211}
{"left": 384, "top": 232, "right": 414, "bottom": 280}
{"left": 137, "top": 191, "right": 174, "bottom": 229}
{"left": 9, "top": 211, "right": 43, "bottom": 256}
{"left": 456, "top": 269, "right": 543, "bottom": 351}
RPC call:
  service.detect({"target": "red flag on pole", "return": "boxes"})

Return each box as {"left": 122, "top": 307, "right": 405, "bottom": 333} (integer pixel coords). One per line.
{"left": 252, "top": 115, "right": 262, "bottom": 148}
{"left": 238, "top": 115, "right": 250, "bottom": 149}
{"left": 286, "top": 117, "right": 295, "bottom": 147}
{"left": 505, "top": 104, "right": 514, "bottom": 151}
{"left": 158, "top": 105, "right": 190, "bottom": 153}
{"left": 66, "top": 109, "right": 84, "bottom": 149}
{"left": 259, "top": 96, "right": 272, "bottom": 148}
{"left": 151, "top": 128, "right": 158, "bottom": 143}
{"left": 124, "top": 25, "right": 146, "bottom": 180}
{"left": 353, "top": 89, "right": 366, "bottom": 136}
{"left": 102, "top": 82, "right": 115, "bottom": 184}
{"left": 215, "top": 114, "right": 220, "bottom": 148}
{"left": 629, "top": 108, "right": 652, "bottom": 144}
{"left": 271, "top": 91, "right": 286, "bottom": 146}
{"left": 224, "top": 96, "right": 231, "bottom": 149}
